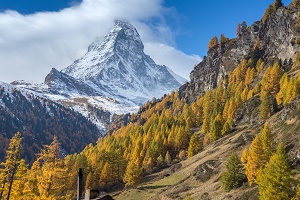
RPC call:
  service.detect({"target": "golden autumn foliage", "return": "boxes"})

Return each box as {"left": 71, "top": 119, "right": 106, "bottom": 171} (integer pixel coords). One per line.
{"left": 208, "top": 36, "right": 219, "bottom": 50}
{"left": 2, "top": 51, "right": 300, "bottom": 199}
{"left": 243, "top": 123, "right": 274, "bottom": 185}
{"left": 256, "top": 142, "right": 298, "bottom": 200}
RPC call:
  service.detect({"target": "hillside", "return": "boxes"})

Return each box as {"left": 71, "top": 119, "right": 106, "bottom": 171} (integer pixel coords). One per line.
{"left": 112, "top": 96, "right": 300, "bottom": 199}
{"left": 0, "top": 82, "right": 100, "bottom": 163}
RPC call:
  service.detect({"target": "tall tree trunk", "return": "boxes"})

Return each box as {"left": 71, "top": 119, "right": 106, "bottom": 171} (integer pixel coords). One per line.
{"left": 0, "top": 181, "right": 6, "bottom": 199}
{"left": 6, "top": 168, "right": 16, "bottom": 200}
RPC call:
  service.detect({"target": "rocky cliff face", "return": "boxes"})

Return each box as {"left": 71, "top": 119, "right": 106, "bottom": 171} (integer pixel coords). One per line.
{"left": 181, "top": 4, "right": 300, "bottom": 102}
{"left": 44, "top": 68, "right": 102, "bottom": 97}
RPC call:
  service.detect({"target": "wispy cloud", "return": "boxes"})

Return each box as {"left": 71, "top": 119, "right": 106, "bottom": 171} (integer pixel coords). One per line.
{"left": 0, "top": 0, "right": 201, "bottom": 83}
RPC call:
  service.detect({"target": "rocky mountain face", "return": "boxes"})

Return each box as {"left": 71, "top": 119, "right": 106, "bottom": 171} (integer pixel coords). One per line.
{"left": 180, "top": 4, "right": 300, "bottom": 102}
{"left": 44, "top": 68, "right": 102, "bottom": 97}
{"left": 62, "top": 20, "right": 184, "bottom": 104}
{"left": 0, "top": 82, "right": 99, "bottom": 163}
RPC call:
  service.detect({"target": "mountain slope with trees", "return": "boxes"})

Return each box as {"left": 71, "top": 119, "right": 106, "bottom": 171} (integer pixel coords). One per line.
{"left": 1, "top": 0, "right": 300, "bottom": 199}
{"left": 0, "top": 82, "right": 100, "bottom": 164}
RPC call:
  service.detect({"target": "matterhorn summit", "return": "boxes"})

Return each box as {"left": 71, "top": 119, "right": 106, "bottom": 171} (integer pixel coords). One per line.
{"left": 62, "top": 20, "right": 185, "bottom": 104}
{"left": 13, "top": 20, "right": 186, "bottom": 131}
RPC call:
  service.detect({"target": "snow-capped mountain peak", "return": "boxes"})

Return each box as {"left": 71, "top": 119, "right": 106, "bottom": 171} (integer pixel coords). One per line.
{"left": 87, "top": 20, "right": 143, "bottom": 53}
{"left": 12, "top": 20, "right": 186, "bottom": 134}
{"left": 62, "top": 20, "right": 185, "bottom": 104}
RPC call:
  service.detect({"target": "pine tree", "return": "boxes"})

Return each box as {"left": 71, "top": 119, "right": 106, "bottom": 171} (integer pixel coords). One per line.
{"left": 9, "top": 159, "right": 27, "bottom": 200}
{"left": 261, "top": 63, "right": 282, "bottom": 95}
{"left": 221, "top": 119, "right": 232, "bottom": 136}
{"left": 165, "top": 151, "right": 172, "bottom": 166}
{"left": 187, "top": 133, "right": 203, "bottom": 158}
{"left": 293, "top": 52, "right": 300, "bottom": 69}
{"left": 123, "top": 158, "right": 142, "bottom": 187}
{"left": 208, "top": 36, "right": 219, "bottom": 50}
{"left": 221, "top": 153, "right": 246, "bottom": 192}
{"left": 254, "top": 37, "right": 261, "bottom": 50}
{"left": 220, "top": 34, "right": 229, "bottom": 45}
{"left": 245, "top": 68, "right": 256, "bottom": 85}
{"left": 210, "top": 114, "right": 223, "bottom": 142}
{"left": 240, "top": 149, "right": 249, "bottom": 165}
{"left": 292, "top": 186, "right": 300, "bottom": 200}
{"left": 276, "top": 73, "right": 288, "bottom": 105}
{"left": 22, "top": 160, "right": 40, "bottom": 199}
{"left": 0, "top": 132, "right": 23, "bottom": 200}
{"left": 256, "top": 142, "right": 298, "bottom": 200}
{"left": 99, "top": 162, "right": 113, "bottom": 188}
{"left": 241, "top": 21, "right": 247, "bottom": 32}
{"left": 85, "top": 172, "right": 93, "bottom": 190}
{"left": 244, "top": 124, "right": 274, "bottom": 185}
{"left": 36, "top": 136, "right": 67, "bottom": 198}
{"left": 260, "top": 123, "right": 274, "bottom": 161}
{"left": 144, "top": 158, "right": 154, "bottom": 173}
{"left": 157, "top": 154, "right": 165, "bottom": 168}
{"left": 285, "top": 78, "right": 298, "bottom": 104}
{"left": 245, "top": 135, "right": 264, "bottom": 185}
{"left": 259, "top": 90, "right": 272, "bottom": 119}
{"left": 227, "top": 98, "right": 237, "bottom": 120}
{"left": 269, "top": 62, "right": 283, "bottom": 94}
{"left": 236, "top": 23, "right": 241, "bottom": 37}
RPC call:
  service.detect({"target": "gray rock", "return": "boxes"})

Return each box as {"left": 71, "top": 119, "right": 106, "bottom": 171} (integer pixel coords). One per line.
{"left": 180, "top": 6, "right": 300, "bottom": 102}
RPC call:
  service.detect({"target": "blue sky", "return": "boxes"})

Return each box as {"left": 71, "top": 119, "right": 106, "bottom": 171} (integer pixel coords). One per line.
{"left": 0, "top": 0, "right": 292, "bottom": 82}
{"left": 163, "top": 0, "right": 291, "bottom": 56}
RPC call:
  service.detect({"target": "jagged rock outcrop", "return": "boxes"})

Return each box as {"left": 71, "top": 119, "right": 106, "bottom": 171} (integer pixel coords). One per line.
{"left": 44, "top": 68, "right": 102, "bottom": 97}
{"left": 180, "top": 4, "right": 300, "bottom": 102}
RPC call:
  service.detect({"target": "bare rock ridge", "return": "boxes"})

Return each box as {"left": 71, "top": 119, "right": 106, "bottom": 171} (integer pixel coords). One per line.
{"left": 180, "top": 4, "right": 300, "bottom": 102}
{"left": 44, "top": 68, "right": 101, "bottom": 97}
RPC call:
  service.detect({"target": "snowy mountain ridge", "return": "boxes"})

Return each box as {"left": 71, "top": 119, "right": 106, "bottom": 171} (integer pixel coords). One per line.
{"left": 12, "top": 20, "right": 186, "bottom": 133}
{"left": 62, "top": 20, "right": 185, "bottom": 104}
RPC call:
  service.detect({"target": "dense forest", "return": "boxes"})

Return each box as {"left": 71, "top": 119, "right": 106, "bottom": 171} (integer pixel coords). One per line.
{"left": 1, "top": 50, "right": 300, "bottom": 199}
{"left": 1, "top": 0, "right": 300, "bottom": 199}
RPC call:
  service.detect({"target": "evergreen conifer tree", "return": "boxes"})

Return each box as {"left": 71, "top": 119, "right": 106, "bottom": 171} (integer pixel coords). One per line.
{"left": 244, "top": 124, "right": 274, "bottom": 185}
{"left": 165, "top": 151, "right": 172, "bottom": 166}
{"left": 221, "top": 153, "right": 246, "bottom": 191}
{"left": 259, "top": 90, "right": 272, "bottom": 119}
{"left": 123, "top": 158, "right": 142, "bottom": 187}
{"left": 0, "top": 132, "right": 23, "bottom": 200}
{"left": 208, "top": 36, "right": 219, "bottom": 50}
{"left": 36, "top": 136, "right": 67, "bottom": 198}
{"left": 256, "top": 142, "right": 298, "bottom": 200}
{"left": 187, "top": 133, "right": 203, "bottom": 158}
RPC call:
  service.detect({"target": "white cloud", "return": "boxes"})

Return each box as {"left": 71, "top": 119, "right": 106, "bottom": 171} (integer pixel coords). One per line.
{"left": 0, "top": 0, "right": 200, "bottom": 83}
{"left": 144, "top": 43, "right": 201, "bottom": 80}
